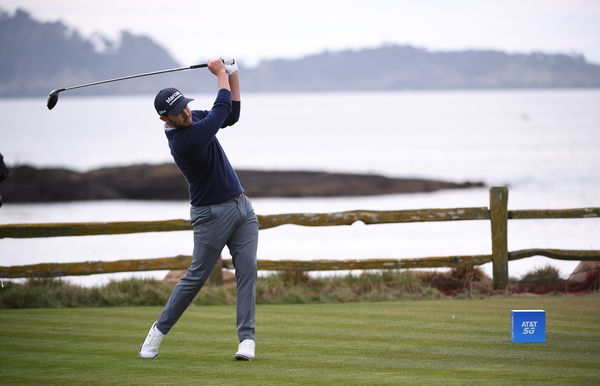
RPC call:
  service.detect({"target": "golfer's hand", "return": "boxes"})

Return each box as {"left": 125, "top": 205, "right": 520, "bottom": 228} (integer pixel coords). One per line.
{"left": 221, "top": 57, "right": 238, "bottom": 75}
{"left": 208, "top": 59, "right": 227, "bottom": 76}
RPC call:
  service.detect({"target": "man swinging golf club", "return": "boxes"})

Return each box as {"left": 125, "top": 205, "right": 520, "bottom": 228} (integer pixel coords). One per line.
{"left": 140, "top": 58, "right": 258, "bottom": 361}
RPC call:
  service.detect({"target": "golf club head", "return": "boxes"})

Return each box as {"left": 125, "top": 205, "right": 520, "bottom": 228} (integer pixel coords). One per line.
{"left": 47, "top": 89, "right": 62, "bottom": 110}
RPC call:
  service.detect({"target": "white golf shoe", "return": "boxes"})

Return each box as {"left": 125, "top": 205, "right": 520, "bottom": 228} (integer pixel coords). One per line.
{"left": 234, "top": 339, "right": 255, "bottom": 361}
{"left": 139, "top": 322, "right": 164, "bottom": 359}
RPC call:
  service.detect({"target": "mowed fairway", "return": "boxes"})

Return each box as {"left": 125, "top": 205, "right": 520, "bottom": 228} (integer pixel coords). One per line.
{"left": 1, "top": 295, "right": 599, "bottom": 385}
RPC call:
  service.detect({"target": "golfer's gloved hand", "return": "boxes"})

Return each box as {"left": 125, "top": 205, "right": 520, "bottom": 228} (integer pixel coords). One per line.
{"left": 221, "top": 57, "right": 238, "bottom": 75}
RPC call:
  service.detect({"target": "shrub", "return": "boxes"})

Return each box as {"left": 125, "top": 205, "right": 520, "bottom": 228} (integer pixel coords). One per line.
{"left": 0, "top": 278, "right": 95, "bottom": 308}
{"left": 512, "top": 265, "right": 566, "bottom": 294}
{"left": 0, "top": 278, "right": 172, "bottom": 308}
{"left": 416, "top": 266, "right": 492, "bottom": 296}
{"left": 99, "top": 278, "right": 172, "bottom": 306}
{"left": 3, "top": 268, "right": 527, "bottom": 309}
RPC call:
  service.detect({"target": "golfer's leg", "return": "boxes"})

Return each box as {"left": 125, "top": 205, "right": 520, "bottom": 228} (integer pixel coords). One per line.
{"left": 155, "top": 242, "right": 221, "bottom": 334}
{"left": 155, "top": 205, "right": 224, "bottom": 334}
{"left": 228, "top": 197, "right": 259, "bottom": 341}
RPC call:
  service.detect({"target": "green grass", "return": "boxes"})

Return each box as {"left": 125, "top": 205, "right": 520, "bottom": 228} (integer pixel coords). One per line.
{"left": 1, "top": 295, "right": 599, "bottom": 385}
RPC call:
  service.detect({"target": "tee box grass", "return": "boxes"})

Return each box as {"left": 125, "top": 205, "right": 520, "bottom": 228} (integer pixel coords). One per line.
{"left": 0, "top": 295, "right": 598, "bottom": 385}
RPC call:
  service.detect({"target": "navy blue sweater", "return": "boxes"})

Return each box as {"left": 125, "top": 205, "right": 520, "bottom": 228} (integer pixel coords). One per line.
{"left": 165, "top": 89, "right": 243, "bottom": 206}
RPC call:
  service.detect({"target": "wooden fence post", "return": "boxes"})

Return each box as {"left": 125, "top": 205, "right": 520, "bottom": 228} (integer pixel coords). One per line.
{"left": 490, "top": 187, "right": 509, "bottom": 289}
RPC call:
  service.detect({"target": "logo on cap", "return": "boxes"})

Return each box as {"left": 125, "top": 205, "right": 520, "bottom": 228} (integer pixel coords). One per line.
{"left": 165, "top": 91, "right": 182, "bottom": 106}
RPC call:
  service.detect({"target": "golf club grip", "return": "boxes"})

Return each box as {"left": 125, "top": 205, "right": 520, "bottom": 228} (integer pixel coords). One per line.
{"left": 190, "top": 64, "right": 209, "bottom": 69}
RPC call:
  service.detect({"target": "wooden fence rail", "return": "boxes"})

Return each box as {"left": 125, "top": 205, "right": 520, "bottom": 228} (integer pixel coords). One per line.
{"left": 3, "top": 249, "right": 600, "bottom": 279}
{"left": 2, "top": 207, "right": 599, "bottom": 240}
{"left": 0, "top": 208, "right": 492, "bottom": 239}
{"left": 1, "top": 187, "right": 599, "bottom": 289}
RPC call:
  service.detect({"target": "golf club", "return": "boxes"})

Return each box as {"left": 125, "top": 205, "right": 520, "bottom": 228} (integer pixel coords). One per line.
{"left": 46, "top": 62, "right": 221, "bottom": 110}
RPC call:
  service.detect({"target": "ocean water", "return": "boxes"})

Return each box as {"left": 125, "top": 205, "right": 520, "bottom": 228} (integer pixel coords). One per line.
{"left": 1, "top": 89, "right": 599, "bottom": 286}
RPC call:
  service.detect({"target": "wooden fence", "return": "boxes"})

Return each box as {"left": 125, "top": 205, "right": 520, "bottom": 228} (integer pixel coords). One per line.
{"left": 1, "top": 187, "right": 599, "bottom": 289}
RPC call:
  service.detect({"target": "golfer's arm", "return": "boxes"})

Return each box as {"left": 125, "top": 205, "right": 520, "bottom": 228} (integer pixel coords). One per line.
{"left": 217, "top": 72, "right": 230, "bottom": 92}
{"left": 220, "top": 72, "right": 240, "bottom": 127}
{"left": 229, "top": 72, "right": 240, "bottom": 102}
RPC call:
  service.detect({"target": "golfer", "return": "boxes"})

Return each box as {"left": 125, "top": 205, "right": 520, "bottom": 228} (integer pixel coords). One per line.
{"left": 140, "top": 58, "right": 258, "bottom": 361}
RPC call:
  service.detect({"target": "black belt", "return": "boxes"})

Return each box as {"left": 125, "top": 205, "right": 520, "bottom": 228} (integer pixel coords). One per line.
{"left": 224, "top": 193, "right": 244, "bottom": 203}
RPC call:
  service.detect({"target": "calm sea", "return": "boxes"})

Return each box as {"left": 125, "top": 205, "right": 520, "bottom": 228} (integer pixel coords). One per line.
{"left": 1, "top": 89, "right": 599, "bottom": 286}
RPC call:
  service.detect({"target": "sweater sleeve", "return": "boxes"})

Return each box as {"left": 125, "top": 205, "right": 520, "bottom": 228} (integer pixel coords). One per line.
{"left": 221, "top": 101, "right": 240, "bottom": 128}
{"left": 182, "top": 89, "right": 232, "bottom": 149}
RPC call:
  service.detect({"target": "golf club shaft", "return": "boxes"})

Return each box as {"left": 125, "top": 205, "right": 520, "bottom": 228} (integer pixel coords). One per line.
{"left": 60, "top": 63, "right": 208, "bottom": 92}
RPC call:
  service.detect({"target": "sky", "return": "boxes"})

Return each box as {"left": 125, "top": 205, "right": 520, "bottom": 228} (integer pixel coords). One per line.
{"left": 2, "top": 0, "right": 600, "bottom": 66}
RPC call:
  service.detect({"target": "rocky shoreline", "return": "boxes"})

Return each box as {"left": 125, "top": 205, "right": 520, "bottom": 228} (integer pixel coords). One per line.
{"left": 0, "top": 163, "right": 484, "bottom": 203}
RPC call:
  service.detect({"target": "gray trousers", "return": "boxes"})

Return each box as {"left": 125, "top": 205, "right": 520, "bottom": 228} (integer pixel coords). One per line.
{"left": 156, "top": 194, "right": 258, "bottom": 341}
